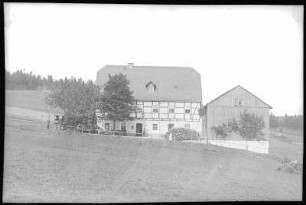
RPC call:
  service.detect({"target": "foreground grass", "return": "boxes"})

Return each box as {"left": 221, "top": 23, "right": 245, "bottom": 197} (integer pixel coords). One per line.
{"left": 3, "top": 116, "right": 302, "bottom": 202}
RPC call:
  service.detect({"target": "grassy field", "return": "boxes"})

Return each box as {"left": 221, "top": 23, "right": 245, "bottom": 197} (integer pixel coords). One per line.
{"left": 269, "top": 129, "right": 303, "bottom": 161}
{"left": 3, "top": 114, "right": 303, "bottom": 202}
{"left": 3, "top": 90, "right": 303, "bottom": 202}
{"left": 5, "top": 90, "right": 63, "bottom": 114}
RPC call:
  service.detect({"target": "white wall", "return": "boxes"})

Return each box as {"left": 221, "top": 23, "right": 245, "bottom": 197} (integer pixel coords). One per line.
{"left": 207, "top": 140, "right": 269, "bottom": 154}
{"left": 144, "top": 119, "right": 202, "bottom": 138}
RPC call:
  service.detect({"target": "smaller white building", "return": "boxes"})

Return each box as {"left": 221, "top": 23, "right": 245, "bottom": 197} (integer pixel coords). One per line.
{"left": 95, "top": 63, "right": 203, "bottom": 138}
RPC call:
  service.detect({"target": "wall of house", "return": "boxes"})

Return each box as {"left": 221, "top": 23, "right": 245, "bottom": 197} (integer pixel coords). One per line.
{"left": 205, "top": 86, "right": 270, "bottom": 140}
{"left": 135, "top": 101, "right": 201, "bottom": 121}
{"left": 96, "top": 100, "right": 202, "bottom": 137}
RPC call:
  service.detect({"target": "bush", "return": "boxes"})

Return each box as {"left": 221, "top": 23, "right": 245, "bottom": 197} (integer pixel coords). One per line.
{"left": 211, "top": 124, "right": 230, "bottom": 139}
{"left": 169, "top": 128, "right": 200, "bottom": 141}
{"left": 238, "top": 110, "right": 265, "bottom": 140}
{"left": 211, "top": 119, "right": 239, "bottom": 139}
{"left": 211, "top": 111, "right": 266, "bottom": 141}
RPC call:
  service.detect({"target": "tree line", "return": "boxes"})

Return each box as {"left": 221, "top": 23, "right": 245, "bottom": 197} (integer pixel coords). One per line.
{"left": 5, "top": 69, "right": 55, "bottom": 90}
{"left": 270, "top": 113, "right": 303, "bottom": 130}
{"left": 6, "top": 70, "right": 303, "bottom": 131}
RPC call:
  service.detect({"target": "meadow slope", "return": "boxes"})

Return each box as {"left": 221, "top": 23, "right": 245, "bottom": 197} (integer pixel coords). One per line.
{"left": 3, "top": 115, "right": 302, "bottom": 202}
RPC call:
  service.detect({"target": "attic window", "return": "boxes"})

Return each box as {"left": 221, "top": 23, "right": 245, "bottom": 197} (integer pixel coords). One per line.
{"left": 235, "top": 99, "right": 244, "bottom": 106}
{"left": 146, "top": 81, "right": 157, "bottom": 93}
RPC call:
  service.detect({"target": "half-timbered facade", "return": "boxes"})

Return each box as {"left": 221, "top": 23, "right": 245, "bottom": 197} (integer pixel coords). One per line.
{"left": 95, "top": 63, "right": 202, "bottom": 138}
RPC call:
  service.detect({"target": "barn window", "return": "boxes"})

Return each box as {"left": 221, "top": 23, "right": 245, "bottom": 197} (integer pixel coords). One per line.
{"left": 153, "top": 124, "right": 158, "bottom": 130}
{"left": 235, "top": 99, "right": 244, "bottom": 106}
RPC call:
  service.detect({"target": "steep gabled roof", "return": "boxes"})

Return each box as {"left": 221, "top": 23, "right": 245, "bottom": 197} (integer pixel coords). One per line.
{"left": 96, "top": 64, "right": 202, "bottom": 102}
{"left": 204, "top": 85, "right": 272, "bottom": 109}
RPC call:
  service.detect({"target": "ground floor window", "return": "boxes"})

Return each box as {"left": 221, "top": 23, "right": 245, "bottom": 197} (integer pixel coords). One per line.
{"left": 121, "top": 122, "right": 126, "bottom": 131}
{"left": 184, "top": 124, "right": 190, "bottom": 128}
{"left": 105, "top": 122, "right": 110, "bottom": 130}
{"left": 153, "top": 124, "right": 158, "bottom": 130}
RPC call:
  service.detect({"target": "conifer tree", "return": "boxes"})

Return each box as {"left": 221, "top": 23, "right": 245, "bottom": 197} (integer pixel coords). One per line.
{"left": 98, "top": 73, "right": 135, "bottom": 130}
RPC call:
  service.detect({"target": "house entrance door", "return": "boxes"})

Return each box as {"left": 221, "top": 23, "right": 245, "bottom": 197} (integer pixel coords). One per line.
{"left": 136, "top": 123, "right": 143, "bottom": 136}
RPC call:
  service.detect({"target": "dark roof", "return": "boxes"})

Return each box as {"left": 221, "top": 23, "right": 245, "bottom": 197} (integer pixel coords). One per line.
{"left": 96, "top": 64, "right": 202, "bottom": 102}
{"left": 204, "top": 85, "right": 272, "bottom": 109}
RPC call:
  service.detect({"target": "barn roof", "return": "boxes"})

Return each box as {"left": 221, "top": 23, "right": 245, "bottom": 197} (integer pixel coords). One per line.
{"left": 204, "top": 85, "right": 272, "bottom": 109}
{"left": 96, "top": 64, "right": 202, "bottom": 102}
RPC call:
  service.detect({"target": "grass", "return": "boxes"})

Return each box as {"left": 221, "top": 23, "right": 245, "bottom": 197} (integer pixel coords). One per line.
{"left": 3, "top": 114, "right": 303, "bottom": 202}
{"left": 4, "top": 90, "right": 303, "bottom": 202}
{"left": 269, "top": 128, "right": 303, "bottom": 161}
{"left": 5, "top": 90, "right": 61, "bottom": 113}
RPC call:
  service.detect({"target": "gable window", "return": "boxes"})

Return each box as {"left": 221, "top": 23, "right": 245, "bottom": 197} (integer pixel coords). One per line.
{"left": 153, "top": 124, "right": 158, "bottom": 130}
{"left": 235, "top": 99, "right": 244, "bottom": 106}
{"left": 146, "top": 81, "right": 157, "bottom": 93}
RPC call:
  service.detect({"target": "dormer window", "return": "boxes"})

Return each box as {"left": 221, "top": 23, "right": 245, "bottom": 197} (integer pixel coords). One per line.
{"left": 146, "top": 81, "right": 157, "bottom": 93}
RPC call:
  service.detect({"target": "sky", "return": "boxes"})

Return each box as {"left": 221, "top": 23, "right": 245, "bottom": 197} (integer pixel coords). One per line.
{"left": 4, "top": 3, "right": 303, "bottom": 116}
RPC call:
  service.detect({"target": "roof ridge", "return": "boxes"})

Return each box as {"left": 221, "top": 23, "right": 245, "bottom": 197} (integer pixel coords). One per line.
{"left": 103, "top": 64, "right": 194, "bottom": 69}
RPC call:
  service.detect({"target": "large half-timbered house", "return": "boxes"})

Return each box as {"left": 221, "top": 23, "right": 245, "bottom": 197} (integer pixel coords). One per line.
{"left": 95, "top": 63, "right": 202, "bottom": 138}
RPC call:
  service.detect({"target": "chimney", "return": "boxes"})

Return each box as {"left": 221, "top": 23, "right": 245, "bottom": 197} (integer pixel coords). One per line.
{"left": 127, "top": 63, "right": 134, "bottom": 69}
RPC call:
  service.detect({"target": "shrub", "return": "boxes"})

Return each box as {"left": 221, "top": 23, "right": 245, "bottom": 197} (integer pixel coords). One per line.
{"left": 211, "top": 119, "right": 239, "bottom": 139}
{"left": 211, "top": 124, "right": 230, "bottom": 139}
{"left": 238, "top": 110, "right": 265, "bottom": 141}
{"left": 211, "top": 111, "right": 266, "bottom": 141}
{"left": 170, "top": 128, "right": 200, "bottom": 141}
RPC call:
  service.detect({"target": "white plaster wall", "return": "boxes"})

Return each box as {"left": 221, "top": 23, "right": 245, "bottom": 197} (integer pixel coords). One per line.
{"left": 97, "top": 118, "right": 202, "bottom": 137}
{"left": 144, "top": 119, "right": 202, "bottom": 138}
{"left": 208, "top": 140, "right": 269, "bottom": 154}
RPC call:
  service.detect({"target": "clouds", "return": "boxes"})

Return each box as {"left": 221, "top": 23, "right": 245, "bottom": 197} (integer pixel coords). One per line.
{"left": 4, "top": 4, "right": 303, "bottom": 115}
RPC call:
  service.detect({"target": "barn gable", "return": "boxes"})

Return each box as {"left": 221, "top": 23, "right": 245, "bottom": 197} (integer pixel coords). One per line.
{"left": 204, "top": 85, "right": 272, "bottom": 109}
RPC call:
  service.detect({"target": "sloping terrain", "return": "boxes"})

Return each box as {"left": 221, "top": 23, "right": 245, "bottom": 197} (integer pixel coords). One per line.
{"left": 3, "top": 115, "right": 302, "bottom": 202}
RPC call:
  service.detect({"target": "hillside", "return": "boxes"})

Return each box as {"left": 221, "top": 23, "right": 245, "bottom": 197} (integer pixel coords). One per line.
{"left": 5, "top": 90, "right": 63, "bottom": 114}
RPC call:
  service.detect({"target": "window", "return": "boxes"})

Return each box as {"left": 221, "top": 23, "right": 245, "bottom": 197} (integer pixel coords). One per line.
{"left": 146, "top": 82, "right": 156, "bottom": 93}
{"left": 137, "top": 105, "right": 143, "bottom": 112}
{"left": 105, "top": 123, "right": 110, "bottom": 131}
{"left": 235, "top": 99, "right": 244, "bottom": 106}
{"left": 153, "top": 124, "right": 158, "bottom": 130}
{"left": 184, "top": 124, "right": 190, "bottom": 128}
{"left": 121, "top": 122, "right": 126, "bottom": 131}
{"left": 185, "top": 109, "right": 191, "bottom": 114}
{"left": 148, "top": 84, "right": 155, "bottom": 93}
{"left": 169, "top": 108, "right": 175, "bottom": 113}
{"left": 153, "top": 108, "right": 159, "bottom": 113}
